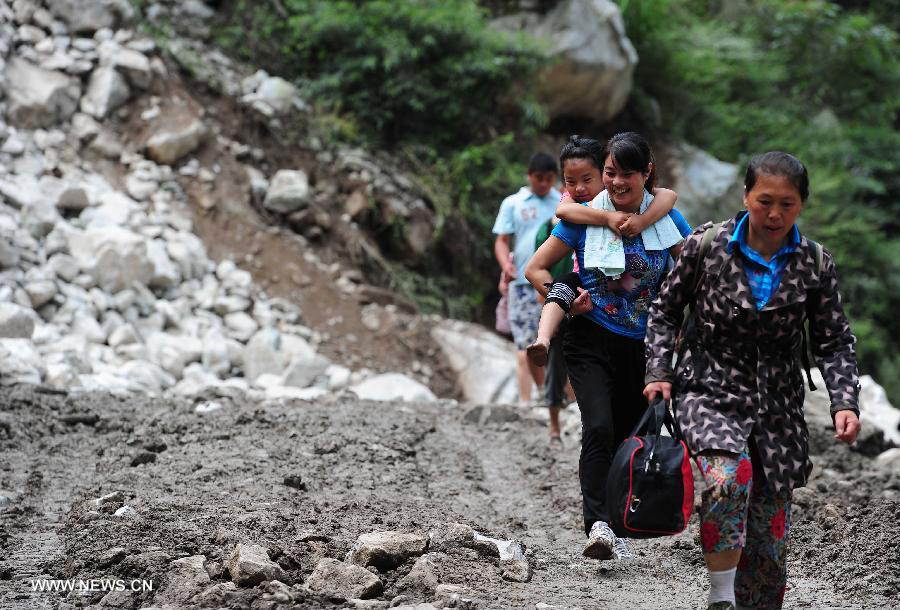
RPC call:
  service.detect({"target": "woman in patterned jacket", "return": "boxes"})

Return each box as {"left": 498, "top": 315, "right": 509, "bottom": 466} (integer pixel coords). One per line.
{"left": 643, "top": 151, "right": 861, "bottom": 610}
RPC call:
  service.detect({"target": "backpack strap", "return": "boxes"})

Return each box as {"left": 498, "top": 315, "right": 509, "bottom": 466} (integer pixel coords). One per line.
{"left": 675, "top": 223, "right": 721, "bottom": 370}
{"left": 692, "top": 222, "right": 721, "bottom": 293}
{"left": 800, "top": 239, "right": 824, "bottom": 391}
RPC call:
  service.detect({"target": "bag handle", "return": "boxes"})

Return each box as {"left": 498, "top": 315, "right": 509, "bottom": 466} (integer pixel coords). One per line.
{"left": 630, "top": 400, "right": 679, "bottom": 437}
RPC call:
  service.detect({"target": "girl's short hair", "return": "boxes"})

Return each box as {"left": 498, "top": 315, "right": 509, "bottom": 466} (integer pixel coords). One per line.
{"left": 602, "top": 132, "right": 656, "bottom": 193}
{"left": 744, "top": 151, "right": 809, "bottom": 201}
{"left": 559, "top": 135, "right": 604, "bottom": 172}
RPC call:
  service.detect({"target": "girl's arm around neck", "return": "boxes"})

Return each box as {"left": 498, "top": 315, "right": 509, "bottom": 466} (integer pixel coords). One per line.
{"left": 556, "top": 191, "right": 630, "bottom": 232}
{"left": 619, "top": 187, "right": 678, "bottom": 237}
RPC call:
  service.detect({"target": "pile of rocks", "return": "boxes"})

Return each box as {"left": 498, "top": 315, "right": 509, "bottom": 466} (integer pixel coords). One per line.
{"left": 0, "top": 0, "right": 438, "bottom": 403}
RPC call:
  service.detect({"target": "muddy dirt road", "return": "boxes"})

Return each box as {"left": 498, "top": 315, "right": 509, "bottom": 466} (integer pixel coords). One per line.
{"left": 1, "top": 385, "right": 897, "bottom": 609}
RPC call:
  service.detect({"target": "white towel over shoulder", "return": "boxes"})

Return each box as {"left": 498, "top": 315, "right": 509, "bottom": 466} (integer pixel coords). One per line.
{"left": 583, "top": 191, "right": 683, "bottom": 277}
{"left": 638, "top": 191, "right": 683, "bottom": 250}
{"left": 582, "top": 190, "right": 624, "bottom": 277}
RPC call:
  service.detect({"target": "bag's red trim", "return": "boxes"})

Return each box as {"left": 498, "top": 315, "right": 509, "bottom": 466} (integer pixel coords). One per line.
{"left": 679, "top": 440, "right": 694, "bottom": 528}
{"left": 620, "top": 437, "right": 693, "bottom": 536}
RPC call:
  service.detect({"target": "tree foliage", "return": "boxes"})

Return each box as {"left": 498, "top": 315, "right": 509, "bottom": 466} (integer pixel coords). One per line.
{"left": 216, "top": 0, "right": 544, "bottom": 149}
{"left": 619, "top": 0, "right": 900, "bottom": 395}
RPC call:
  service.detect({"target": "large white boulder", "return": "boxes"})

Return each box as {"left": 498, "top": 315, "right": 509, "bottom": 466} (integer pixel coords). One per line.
{"left": 242, "top": 328, "right": 323, "bottom": 385}
{"left": 2, "top": 58, "right": 81, "bottom": 128}
{"left": 430, "top": 320, "right": 518, "bottom": 404}
{"left": 0, "top": 338, "right": 44, "bottom": 385}
{"left": 350, "top": 373, "right": 437, "bottom": 403}
{"left": 145, "top": 332, "right": 203, "bottom": 379}
{"left": 859, "top": 375, "right": 900, "bottom": 446}
{"left": 492, "top": 0, "right": 636, "bottom": 123}
{"left": 668, "top": 142, "right": 743, "bottom": 225}
{"left": 67, "top": 227, "right": 154, "bottom": 293}
{"left": 805, "top": 370, "right": 900, "bottom": 446}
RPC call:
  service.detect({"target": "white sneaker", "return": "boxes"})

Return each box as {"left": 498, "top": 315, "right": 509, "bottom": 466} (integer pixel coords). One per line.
{"left": 613, "top": 536, "right": 634, "bottom": 560}
{"left": 583, "top": 521, "right": 615, "bottom": 560}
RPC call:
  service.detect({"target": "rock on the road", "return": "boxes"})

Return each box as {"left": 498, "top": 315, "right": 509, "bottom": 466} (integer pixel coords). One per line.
{"left": 227, "top": 543, "right": 286, "bottom": 586}
{"left": 350, "top": 531, "right": 429, "bottom": 570}
{"left": 306, "top": 558, "right": 383, "bottom": 599}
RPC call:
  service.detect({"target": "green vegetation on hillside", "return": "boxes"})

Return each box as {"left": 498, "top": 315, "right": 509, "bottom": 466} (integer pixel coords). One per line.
{"left": 619, "top": 0, "right": 900, "bottom": 396}
{"left": 212, "top": 0, "right": 898, "bottom": 396}
{"left": 214, "top": 0, "right": 546, "bottom": 318}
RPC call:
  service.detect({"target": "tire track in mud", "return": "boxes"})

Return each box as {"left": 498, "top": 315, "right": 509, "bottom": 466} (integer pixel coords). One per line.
{"left": 1, "top": 394, "right": 105, "bottom": 609}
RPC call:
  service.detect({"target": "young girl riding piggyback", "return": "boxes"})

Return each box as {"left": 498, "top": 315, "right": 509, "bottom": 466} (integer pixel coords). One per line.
{"left": 526, "top": 134, "right": 685, "bottom": 366}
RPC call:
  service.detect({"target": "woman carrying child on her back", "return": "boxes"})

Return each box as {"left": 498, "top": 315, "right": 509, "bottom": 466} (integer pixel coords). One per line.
{"left": 643, "top": 152, "right": 860, "bottom": 609}
{"left": 525, "top": 132, "right": 691, "bottom": 560}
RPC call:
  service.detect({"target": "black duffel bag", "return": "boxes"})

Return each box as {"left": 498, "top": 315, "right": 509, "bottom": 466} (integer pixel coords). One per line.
{"left": 606, "top": 399, "right": 694, "bottom": 539}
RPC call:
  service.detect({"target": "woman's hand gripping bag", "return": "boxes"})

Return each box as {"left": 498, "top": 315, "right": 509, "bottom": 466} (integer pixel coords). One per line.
{"left": 606, "top": 400, "right": 694, "bottom": 539}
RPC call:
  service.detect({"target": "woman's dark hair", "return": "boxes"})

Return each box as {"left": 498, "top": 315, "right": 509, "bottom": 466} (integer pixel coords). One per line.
{"left": 603, "top": 131, "right": 656, "bottom": 193}
{"left": 744, "top": 151, "right": 809, "bottom": 201}
{"left": 559, "top": 135, "right": 604, "bottom": 173}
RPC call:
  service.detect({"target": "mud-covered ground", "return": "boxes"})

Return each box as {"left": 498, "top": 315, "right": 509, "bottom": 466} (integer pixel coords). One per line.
{"left": 1, "top": 385, "right": 898, "bottom": 609}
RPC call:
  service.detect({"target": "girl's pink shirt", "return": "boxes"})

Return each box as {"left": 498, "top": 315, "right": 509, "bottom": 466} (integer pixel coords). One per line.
{"left": 560, "top": 190, "right": 580, "bottom": 273}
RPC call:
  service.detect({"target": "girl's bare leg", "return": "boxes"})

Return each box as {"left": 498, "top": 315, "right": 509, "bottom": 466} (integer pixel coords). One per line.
{"left": 527, "top": 303, "right": 566, "bottom": 367}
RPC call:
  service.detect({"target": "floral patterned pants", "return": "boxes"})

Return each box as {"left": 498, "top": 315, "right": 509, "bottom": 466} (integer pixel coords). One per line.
{"left": 698, "top": 450, "right": 792, "bottom": 609}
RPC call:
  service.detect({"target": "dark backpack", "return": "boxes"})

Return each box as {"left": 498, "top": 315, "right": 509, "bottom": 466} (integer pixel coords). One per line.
{"left": 606, "top": 400, "right": 694, "bottom": 539}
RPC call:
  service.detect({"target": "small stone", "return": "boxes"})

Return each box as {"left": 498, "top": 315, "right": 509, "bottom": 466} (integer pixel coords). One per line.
{"left": 114, "top": 505, "right": 138, "bottom": 519}
{"left": 131, "top": 451, "right": 157, "bottom": 467}
{"left": 306, "top": 558, "right": 382, "bottom": 600}
{"left": 283, "top": 475, "right": 306, "bottom": 491}
{"left": 227, "top": 543, "right": 285, "bottom": 587}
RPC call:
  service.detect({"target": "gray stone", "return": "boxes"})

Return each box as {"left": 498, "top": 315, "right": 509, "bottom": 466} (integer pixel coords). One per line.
{"left": 492, "top": 0, "right": 636, "bottom": 123}
{"left": 500, "top": 558, "right": 531, "bottom": 582}
{"left": 395, "top": 553, "right": 441, "bottom": 597}
{"left": 0, "top": 238, "right": 20, "bottom": 268}
{"left": 0, "top": 303, "right": 35, "bottom": 339}
{"left": 668, "top": 141, "right": 743, "bottom": 224}
{"left": 876, "top": 448, "right": 900, "bottom": 472}
{"left": 227, "top": 543, "right": 286, "bottom": 587}
{"left": 350, "top": 373, "right": 437, "bottom": 403}
{"left": 80, "top": 66, "right": 131, "bottom": 119}
{"left": 45, "top": 0, "right": 125, "bottom": 33}
{"left": 306, "top": 558, "right": 383, "bottom": 600}
{"left": 195, "top": 582, "right": 237, "bottom": 607}
{"left": 428, "top": 522, "right": 475, "bottom": 553}
{"left": 349, "top": 531, "right": 429, "bottom": 570}
{"left": 2, "top": 57, "right": 81, "bottom": 128}
{"left": 430, "top": 320, "right": 518, "bottom": 404}
{"left": 263, "top": 169, "right": 310, "bottom": 214}
{"left": 111, "top": 47, "right": 152, "bottom": 89}
{"left": 25, "top": 279, "right": 57, "bottom": 308}
{"left": 146, "top": 119, "right": 207, "bottom": 166}
{"left": 155, "top": 555, "right": 210, "bottom": 607}
{"left": 67, "top": 227, "right": 154, "bottom": 292}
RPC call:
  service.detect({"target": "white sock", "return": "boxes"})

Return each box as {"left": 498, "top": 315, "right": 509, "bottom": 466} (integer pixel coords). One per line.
{"left": 708, "top": 567, "right": 737, "bottom": 605}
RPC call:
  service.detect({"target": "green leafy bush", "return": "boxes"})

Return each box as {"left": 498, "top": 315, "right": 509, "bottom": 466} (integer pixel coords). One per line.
{"left": 216, "top": 0, "right": 544, "bottom": 150}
